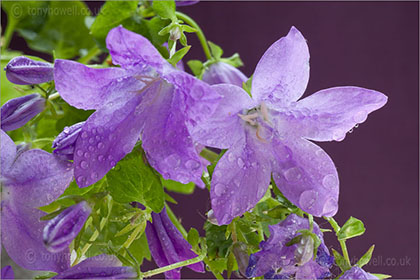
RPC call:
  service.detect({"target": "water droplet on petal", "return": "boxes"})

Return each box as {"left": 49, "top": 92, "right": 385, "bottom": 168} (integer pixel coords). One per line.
{"left": 185, "top": 159, "right": 200, "bottom": 171}
{"left": 97, "top": 142, "right": 104, "bottom": 149}
{"left": 214, "top": 183, "right": 225, "bottom": 196}
{"left": 332, "top": 130, "right": 346, "bottom": 142}
{"left": 76, "top": 150, "right": 83, "bottom": 157}
{"left": 84, "top": 152, "right": 90, "bottom": 158}
{"left": 322, "top": 174, "right": 338, "bottom": 190}
{"left": 164, "top": 154, "right": 181, "bottom": 168}
{"left": 322, "top": 197, "right": 338, "bottom": 216}
{"left": 227, "top": 152, "right": 235, "bottom": 162}
{"left": 284, "top": 167, "right": 302, "bottom": 182}
{"left": 299, "top": 190, "right": 318, "bottom": 210}
{"left": 237, "top": 157, "right": 244, "bottom": 168}
{"left": 88, "top": 146, "right": 95, "bottom": 152}
{"left": 353, "top": 110, "right": 367, "bottom": 123}
{"left": 214, "top": 170, "right": 221, "bottom": 178}
{"left": 81, "top": 132, "right": 88, "bottom": 139}
{"left": 110, "top": 161, "right": 116, "bottom": 167}
{"left": 80, "top": 161, "right": 89, "bottom": 169}
{"left": 91, "top": 172, "right": 98, "bottom": 180}
{"left": 63, "top": 127, "right": 70, "bottom": 133}
{"left": 77, "top": 176, "right": 86, "bottom": 184}
{"left": 88, "top": 138, "right": 94, "bottom": 144}
{"left": 98, "top": 155, "right": 104, "bottom": 162}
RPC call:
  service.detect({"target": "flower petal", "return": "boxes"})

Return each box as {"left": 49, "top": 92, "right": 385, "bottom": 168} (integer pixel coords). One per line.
{"left": 54, "top": 60, "right": 128, "bottom": 110}
{"left": 73, "top": 84, "right": 145, "bottom": 187}
{"left": 202, "top": 62, "right": 248, "bottom": 87}
{"left": 271, "top": 137, "right": 339, "bottom": 217}
{"left": 252, "top": 26, "right": 310, "bottom": 108}
{"left": 280, "top": 86, "right": 388, "bottom": 142}
{"left": 0, "top": 130, "right": 16, "bottom": 175}
{"left": 1, "top": 266, "right": 14, "bottom": 279}
{"left": 211, "top": 131, "right": 273, "bottom": 225}
{"left": 190, "top": 84, "right": 255, "bottom": 149}
{"left": 106, "top": 26, "right": 169, "bottom": 74}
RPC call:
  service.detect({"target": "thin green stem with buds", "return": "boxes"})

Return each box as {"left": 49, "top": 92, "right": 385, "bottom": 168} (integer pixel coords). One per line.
{"left": 175, "top": 11, "right": 212, "bottom": 60}
{"left": 326, "top": 217, "right": 351, "bottom": 267}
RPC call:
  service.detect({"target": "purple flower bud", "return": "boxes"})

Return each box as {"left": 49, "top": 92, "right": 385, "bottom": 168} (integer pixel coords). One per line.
{"left": 1, "top": 93, "right": 45, "bottom": 131}
{"left": 5, "top": 56, "right": 54, "bottom": 85}
{"left": 52, "top": 122, "right": 85, "bottom": 160}
{"left": 202, "top": 62, "right": 247, "bottom": 87}
{"left": 340, "top": 266, "right": 379, "bottom": 280}
{"left": 43, "top": 201, "right": 91, "bottom": 253}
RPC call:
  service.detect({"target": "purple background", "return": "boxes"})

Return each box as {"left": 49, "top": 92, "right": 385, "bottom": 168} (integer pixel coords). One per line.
{"left": 2, "top": 1, "right": 419, "bottom": 279}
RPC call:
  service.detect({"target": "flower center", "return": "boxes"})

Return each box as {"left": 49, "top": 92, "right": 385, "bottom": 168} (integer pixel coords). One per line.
{"left": 238, "top": 102, "right": 274, "bottom": 142}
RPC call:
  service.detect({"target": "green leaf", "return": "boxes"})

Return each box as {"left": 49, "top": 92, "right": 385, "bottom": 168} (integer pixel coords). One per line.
{"left": 167, "top": 45, "right": 191, "bottom": 66}
{"left": 162, "top": 178, "right": 195, "bottom": 194}
{"left": 208, "top": 41, "right": 223, "bottom": 60}
{"left": 332, "top": 248, "right": 351, "bottom": 272}
{"left": 90, "top": 1, "right": 139, "bottom": 48}
{"left": 357, "top": 245, "right": 375, "bottom": 268}
{"left": 337, "top": 217, "right": 366, "bottom": 241}
{"left": 128, "top": 232, "right": 151, "bottom": 265}
{"left": 206, "top": 258, "right": 227, "bottom": 274}
{"left": 34, "top": 272, "right": 58, "bottom": 279}
{"left": 106, "top": 147, "right": 164, "bottom": 213}
{"left": 187, "top": 228, "right": 200, "bottom": 248}
{"left": 204, "top": 221, "right": 232, "bottom": 259}
{"left": 187, "top": 60, "right": 204, "bottom": 77}
{"left": 242, "top": 75, "right": 253, "bottom": 97}
{"left": 226, "top": 251, "right": 236, "bottom": 279}
{"left": 221, "top": 53, "right": 244, "bottom": 68}
{"left": 371, "top": 273, "right": 392, "bottom": 279}
{"left": 152, "top": 0, "right": 176, "bottom": 20}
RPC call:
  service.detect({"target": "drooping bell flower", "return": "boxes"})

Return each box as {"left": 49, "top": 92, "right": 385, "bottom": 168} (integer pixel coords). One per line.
{"left": 54, "top": 26, "right": 220, "bottom": 188}
{"left": 43, "top": 201, "right": 92, "bottom": 253}
{"left": 202, "top": 62, "right": 247, "bottom": 87}
{"left": 1, "top": 266, "right": 14, "bottom": 279}
{"left": 145, "top": 207, "right": 205, "bottom": 279}
{"left": 4, "top": 56, "right": 54, "bottom": 85}
{"left": 1, "top": 130, "right": 73, "bottom": 272}
{"left": 52, "top": 122, "right": 84, "bottom": 160}
{"left": 191, "top": 26, "right": 388, "bottom": 225}
{"left": 340, "top": 266, "right": 379, "bottom": 279}
{"left": 52, "top": 254, "right": 137, "bottom": 279}
{"left": 1, "top": 93, "right": 45, "bottom": 131}
{"left": 246, "top": 214, "right": 334, "bottom": 279}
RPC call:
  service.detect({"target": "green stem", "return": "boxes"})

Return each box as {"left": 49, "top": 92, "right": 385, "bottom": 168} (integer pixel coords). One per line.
{"left": 77, "top": 45, "right": 101, "bottom": 64}
{"left": 166, "top": 204, "right": 188, "bottom": 239}
{"left": 48, "top": 92, "right": 60, "bottom": 101}
{"left": 200, "top": 148, "right": 219, "bottom": 163}
{"left": 326, "top": 217, "right": 351, "bottom": 267}
{"left": 175, "top": 11, "right": 212, "bottom": 60}
{"left": 2, "top": 19, "right": 17, "bottom": 51}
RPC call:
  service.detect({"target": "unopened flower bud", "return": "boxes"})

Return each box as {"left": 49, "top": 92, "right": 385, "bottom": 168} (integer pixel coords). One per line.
{"left": 52, "top": 122, "right": 84, "bottom": 160}
{"left": 43, "top": 201, "right": 91, "bottom": 253}
{"left": 5, "top": 56, "right": 54, "bottom": 85}
{"left": 294, "top": 234, "right": 314, "bottom": 266}
{"left": 202, "top": 62, "right": 247, "bottom": 87}
{"left": 1, "top": 93, "right": 45, "bottom": 131}
{"left": 232, "top": 242, "right": 249, "bottom": 276}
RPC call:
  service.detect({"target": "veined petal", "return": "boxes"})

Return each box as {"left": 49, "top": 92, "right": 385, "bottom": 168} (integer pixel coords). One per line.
{"left": 73, "top": 83, "right": 146, "bottom": 187}
{"left": 1, "top": 130, "right": 16, "bottom": 175}
{"left": 252, "top": 26, "right": 310, "bottom": 108}
{"left": 106, "top": 26, "right": 170, "bottom": 74}
{"left": 190, "top": 84, "right": 255, "bottom": 149}
{"left": 271, "top": 137, "right": 339, "bottom": 217}
{"left": 281, "top": 86, "right": 388, "bottom": 142}
{"left": 54, "top": 60, "right": 128, "bottom": 110}
{"left": 211, "top": 131, "right": 273, "bottom": 225}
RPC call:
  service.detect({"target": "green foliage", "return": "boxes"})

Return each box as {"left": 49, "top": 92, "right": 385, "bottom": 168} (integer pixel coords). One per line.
{"left": 167, "top": 45, "right": 191, "bottom": 66}
{"left": 162, "top": 178, "right": 195, "bottom": 194}
{"left": 187, "top": 228, "right": 200, "bottom": 250}
{"left": 106, "top": 147, "right": 164, "bottom": 213}
{"left": 204, "top": 222, "right": 232, "bottom": 259}
{"left": 332, "top": 248, "right": 351, "bottom": 271}
{"left": 337, "top": 217, "right": 366, "bottom": 241}
{"left": 152, "top": 0, "right": 176, "bottom": 20}
{"left": 357, "top": 245, "right": 375, "bottom": 268}
{"left": 208, "top": 41, "right": 223, "bottom": 60}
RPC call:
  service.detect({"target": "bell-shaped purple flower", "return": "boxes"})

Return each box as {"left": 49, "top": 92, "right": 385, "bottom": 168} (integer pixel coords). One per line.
{"left": 191, "top": 26, "right": 388, "bottom": 224}
{"left": 1, "top": 266, "right": 14, "bottom": 279}
{"left": 5, "top": 56, "right": 54, "bottom": 85}
{"left": 43, "top": 201, "right": 92, "bottom": 253}
{"left": 54, "top": 26, "right": 220, "bottom": 188}
{"left": 246, "top": 214, "right": 334, "bottom": 279}
{"left": 145, "top": 207, "right": 204, "bottom": 279}
{"left": 52, "top": 122, "right": 84, "bottom": 160}
{"left": 1, "top": 130, "right": 73, "bottom": 272}
{"left": 52, "top": 254, "right": 137, "bottom": 279}
{"left": 340, "top": 266, "right": 379, "bottom": 279}
{"left": 1, "top": 93, "right": 45, "bottom": 131}
{"left": 202, "top": 62, "right": 247, "bottom": 87}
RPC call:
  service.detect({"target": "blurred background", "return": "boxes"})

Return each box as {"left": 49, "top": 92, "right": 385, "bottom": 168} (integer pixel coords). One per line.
{"left": 1, "top": 1, "right": 419, "bottom": 279}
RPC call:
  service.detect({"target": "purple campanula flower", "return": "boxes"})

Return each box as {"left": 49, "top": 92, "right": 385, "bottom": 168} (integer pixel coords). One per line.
{"left": 1, "top": 130, "right": 73, "bottom": 272}
{"left": 340, "top": 266, "right": 379, "bottom": 280}
{"left": 54, "top": 26, "right": 220, "bottom": 188}
{"left": 52, "top": 254, "right": 137, "bottom": 279}
{"left": 43, "top": 201, "right": 91, "bottom": 253}
{"left": 1, "top": 266, "right": 14, "bottom": 279}
{"left": 246, "top": 214, "right": 334, "bottom": 279}
{"left": 145, "top": 207, "right": 204, "bottom": 279}
{"left": 1, "top": 93, "right": 45, "bottom": 131}
{"left": 52, "top": 122, "right": 84, "bottom": 160}
{"left": 4, "top": 56, "right": 54, "bottom": 85}
{"left": 202, "top": 62, "right": 247, "bottom": 87}
{"left": 191, "top": 26, "right": 388, "bottom": 225}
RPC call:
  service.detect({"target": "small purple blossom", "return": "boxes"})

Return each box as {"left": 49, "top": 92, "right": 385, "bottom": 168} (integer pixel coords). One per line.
{"left": 52, "top": 122, "right": 84, "bottom": 160}
{"left": 191, "top": 26, "right": 388, "bottom": 224}
{"left": 54, "top": 26, "right": 220, "bottom": 188}
{"left": 1, "top": 93, "right": 45, "bottom": 131}
{"left": 145, "top": 207, "right": 204, "bottom": 279}
{"left": 52, "top": 254, "right": 137, "bottom": 279}
{"left": 43, "top": 201, "right": 92, "bottom": 253}
{"left": 340, "top": 266, "right": 379, "bottom": 280}
{"left": 202, "top": 62, "right": 247, "bottom": 87}
{"left": 0, "top": 130, "right": 73, "bottom": 272}
{"left": 4, "top": 56, "right": 54, "bottom": 85}
{"left": 1, "top": 266, "right": 14, "bottom": 279}
{"left": 246, "top": 214, "right": 333, "bottom": 279}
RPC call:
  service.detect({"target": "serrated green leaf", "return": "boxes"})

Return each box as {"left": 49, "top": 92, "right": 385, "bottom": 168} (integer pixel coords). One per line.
{"left": 205, "top": 221, "right": 232, "bottom": 259}
{"left": 106, "top": 147, "right": 164, "bottom": 213}
{"left": 208, "top": 41, "right": 223, "bottom": 60}
{"left": 128, "top": 232, "right": 151, "bottom": 265}
{"left": 337, "top": 217, "right": 366, "bottom": 241}
{"left": 152, "top": 0, "right": 176, "bottom": 20}
{"left": 357, "top": 245, "right": 375, "bottom": 268}
{"left": 167, "top": 45, "right": 191, "bottom": 66}
{"left": 206, "top": 258, "right": 227, "bottom": 274}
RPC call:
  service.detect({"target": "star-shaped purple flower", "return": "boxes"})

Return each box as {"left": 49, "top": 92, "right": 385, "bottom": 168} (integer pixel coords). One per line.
{"left": 246, "top": 214, "right": 334, "bottom": 279}
{"left": 0, "top": 130, "right": 73, "bottom": 272}
{"left": 54, "top": 26, "right": 220, "bottom": 188}
{"left": 191, "top": 26, "right": 387, "bottom": 224}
